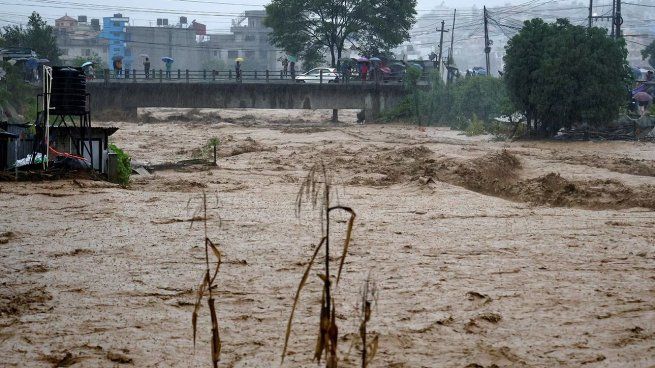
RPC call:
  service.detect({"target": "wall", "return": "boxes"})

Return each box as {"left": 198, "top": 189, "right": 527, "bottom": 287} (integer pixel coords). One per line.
{"left": 126, "top": 26, "right": 208, "bottom": 71}
{"left": 87, "top": 82, "right": 408, "bottom": 121}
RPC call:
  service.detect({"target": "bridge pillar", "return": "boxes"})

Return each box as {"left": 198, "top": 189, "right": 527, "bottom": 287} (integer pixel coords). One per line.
{"left": 363, "top": 92, "right": 382, "bottom": 122}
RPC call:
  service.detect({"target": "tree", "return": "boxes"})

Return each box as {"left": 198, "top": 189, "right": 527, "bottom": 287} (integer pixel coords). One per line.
{"left": 641, "top": 40, "right": 655, "bottom": 69}
{"left": 264, "top": 0, "right": 416, "bottom": 68}
{"left": 504, "top": 18, "right": 630, "bottom": 136}
{"left": 0, "top": 12, "right": 60, "bottom": 64}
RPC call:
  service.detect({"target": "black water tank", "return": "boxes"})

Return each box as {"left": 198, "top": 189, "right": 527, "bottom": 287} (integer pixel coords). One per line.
{"left": 50, "top": 66, "right": 86, "bottom": 116}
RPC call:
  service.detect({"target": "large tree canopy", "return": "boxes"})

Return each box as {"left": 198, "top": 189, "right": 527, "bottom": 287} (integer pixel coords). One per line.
{"left": 264, "top": 0, "right": 417, "bottom": 68}
{"left": 0, "top": 12, "right": 60, "bottom": 64}
{"left": 642, "top": 40, "right": 655, "bottom": 69}
{"left": 503, "top": 18, "right": 630, "bottom": 136}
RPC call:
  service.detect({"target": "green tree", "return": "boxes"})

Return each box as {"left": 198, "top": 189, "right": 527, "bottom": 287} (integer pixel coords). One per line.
{"left": 0, "top": 12, "right": 60, "bottom": 64}
{"left": 641, "top": 39, "right": 655, "bottom": 69}
{"left": 264, "top": 0, "right": 416, "bottom": 68}
{"left": 504, "top": 18, "right": 630, "bottom": 136}
{"left": 0, "top": 61, "right": 37, "bottom": 122}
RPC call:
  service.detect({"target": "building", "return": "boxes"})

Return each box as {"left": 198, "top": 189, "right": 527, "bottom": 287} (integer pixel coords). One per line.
{"left": 55, "top": 15, "right": 107, "bottom": 65}
{"left": 100, "top": 14, "right": 130, "bottom": 70}
{"left": 55, "top": 15, "right": 77, "bottom": 31}
{"left": 126, "top": 20, "right": 207, "bottom": 71}
{"left": 204, "top": 10, "right": 281, "bottom": 71}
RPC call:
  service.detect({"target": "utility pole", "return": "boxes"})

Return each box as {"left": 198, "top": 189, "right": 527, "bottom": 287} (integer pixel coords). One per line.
{"left": 436, "top": 20, "right": 449, "bottom": 74}
{"left": 615, "top": 0, "right": 622, "bottom": 38}
{"left": 449, "top": 9, "right": 456, "bottom": 63}
{"left": 483, "top": 6, "right": 491, "bottom": 75}
{"left": 611, "top": 0, "right": 615, "bottom": 37}
{"left": 588, "top": 0, "right": 615, "bottom": 34}
{"left": 588, "top": 0, "right": 593, "bottom": 28}
{"left": 447, "top": 9, "right": 457, "bottom": 84}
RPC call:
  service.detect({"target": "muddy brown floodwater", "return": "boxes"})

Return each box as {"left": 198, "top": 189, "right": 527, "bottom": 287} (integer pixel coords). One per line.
{"left": 1, "top": 109, "right": 654, "bottom": 368}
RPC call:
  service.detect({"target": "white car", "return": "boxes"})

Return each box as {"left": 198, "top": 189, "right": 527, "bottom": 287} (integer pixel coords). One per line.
{"left": 295, "top": 68, "right": 340, "bottom": 83}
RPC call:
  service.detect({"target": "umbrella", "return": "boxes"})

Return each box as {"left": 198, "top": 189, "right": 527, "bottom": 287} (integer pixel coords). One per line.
{"left": 634, "top": 91, "right": 653, "bottom": 102}
{"left": 287, "top": 55, "right": 297, "bottom": 63}
{"left": 112, "top": 55, "right": 123, "bottom": 61}
{"left": 410, "top": 63, "right": 423, "bottom": 70}
{"left": 38, "top": 59, "right": 50, "bottom": 64}
{"left": 162, "top": 57, "right": 174, "bottom": 63}
{"left": 369, "top": 57, "right": 381, "bottom": 62}
{"left": 357, "top": 57, "right": 368, "bottom": 62}
{"left": 235, "top": 57, "right": 244, "bottom": 62}
{"left": 26, "top": 57, "right": 38, "bottom": 69}
{"left": 81, "top": 61, "right": 94, "bottom": 68}
{"left": 140, "top": 54, "right": 149, "bottom": 58}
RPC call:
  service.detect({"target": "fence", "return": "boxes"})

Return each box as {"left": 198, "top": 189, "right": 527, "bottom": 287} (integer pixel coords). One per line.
{"left": 91, "top": 69, "right": 430, "bottom": 85}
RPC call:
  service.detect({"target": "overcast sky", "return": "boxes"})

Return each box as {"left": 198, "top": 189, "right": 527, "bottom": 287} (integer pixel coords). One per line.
{"left": 1, "top": 0, "right": 516, "bottom": 32}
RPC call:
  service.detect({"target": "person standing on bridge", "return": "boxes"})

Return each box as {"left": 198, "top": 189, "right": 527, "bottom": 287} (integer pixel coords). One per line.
{"left": 163, "top": 57, "right": 174, "bottom": 79}
{"left": 144, "top": 57, "right": 150, "bottom": 79}
{"left": 235, "top": 58, "right": 242, "bottom": 82}
{"left": 360, "top": 62, "right": 368, "bottom": 82}
{"left": 281, "top": 56, "right": 288, "bottom": 77}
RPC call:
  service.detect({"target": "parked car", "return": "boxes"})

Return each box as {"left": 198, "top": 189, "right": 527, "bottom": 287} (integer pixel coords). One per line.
{"left": 386, "top": 63, "right": 406, "bottom": 82}
{"left": 295, "top": 67, "right": 340, "bottom": 83}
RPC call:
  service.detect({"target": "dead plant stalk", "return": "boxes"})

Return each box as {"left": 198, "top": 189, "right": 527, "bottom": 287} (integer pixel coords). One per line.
{"left": 191, "top": 192, "right": 222, "bottom": 368}
{"left": 282, "top": 163, "right": 357, "bottom": 368}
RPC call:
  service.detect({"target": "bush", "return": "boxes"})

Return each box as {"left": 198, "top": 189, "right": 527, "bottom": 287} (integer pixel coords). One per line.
{"left": 380, "top": 69, "right": 512, "bottom": 130}
{"left": 109, "top": 144, "right": 131, "bottom": 186}
{"left": 380, "top": 96, "right": 413, "bottom": 122}
{"left": 464, "top": 115, "right": 485, "bottom": 136}
{"left": 451, "top": 76, "right": 506, "bottom": 124}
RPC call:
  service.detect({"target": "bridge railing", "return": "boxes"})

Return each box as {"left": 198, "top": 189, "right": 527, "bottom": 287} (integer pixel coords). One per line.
{"left": 91, "top": 68, "right": 430, "bottom": 85}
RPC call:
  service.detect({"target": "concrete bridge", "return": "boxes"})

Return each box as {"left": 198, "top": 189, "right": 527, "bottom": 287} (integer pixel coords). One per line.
{"left": 87, "top": 82, "right": 409, "bottom": 121}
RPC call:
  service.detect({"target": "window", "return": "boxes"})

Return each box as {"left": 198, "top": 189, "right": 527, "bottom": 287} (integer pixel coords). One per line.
{"left": 245, "top": 35, "right": 255, "bottom": 42}
{"left": 113, "top": 21, "right": 119, "bottom": 27}
{"left": 245, "top": 50, "right": 255, "bottom": 59}
{"left": 228, "top": 50, "right": 238, "bottom": 59}
{"left": 213, "top": 51, "right": 217, "bottom": 56}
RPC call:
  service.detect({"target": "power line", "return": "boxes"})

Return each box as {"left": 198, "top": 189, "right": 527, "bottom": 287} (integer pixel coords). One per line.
{"left": 622, "top": 2, "right": 655, "bottom": 7}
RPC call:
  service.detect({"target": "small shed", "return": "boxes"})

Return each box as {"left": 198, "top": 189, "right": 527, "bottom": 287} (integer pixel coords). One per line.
{"left": 0, "top": 122, "right": 34, "bottom": 170}
{"left": 49, "top": 126, "right": 119, "bottom": 173}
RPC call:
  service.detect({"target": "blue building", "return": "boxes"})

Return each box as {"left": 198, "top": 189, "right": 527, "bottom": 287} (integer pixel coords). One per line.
{"left": 100, "top": 14, "right": 130, "bottom": 70}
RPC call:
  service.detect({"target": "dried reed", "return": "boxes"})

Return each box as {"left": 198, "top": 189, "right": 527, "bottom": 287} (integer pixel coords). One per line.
{"left": 282, "top": 163, "right": 356, "bottom": 367}
{"left": 359, "top": 274, "right": 378, "bottom": 368}
{"left": 190, "top": 191, "right": 222, "bottom": 368}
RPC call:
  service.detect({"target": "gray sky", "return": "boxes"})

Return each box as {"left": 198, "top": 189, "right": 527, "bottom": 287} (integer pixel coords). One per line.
{"left": 0, "top": 0, "right": 514, "bottom": 32}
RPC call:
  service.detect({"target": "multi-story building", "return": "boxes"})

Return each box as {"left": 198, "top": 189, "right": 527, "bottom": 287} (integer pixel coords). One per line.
{"left": 204, "top": 10, "right": 282, "bottom": 71}
{"left": 126, "top": 18, "right": 207, "bottom": 71}
{"left": 55, "top": 15, "right": 107, "bottom": 65}
{"left": 99, "top": 14, "right": 129, "bottom": 70}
